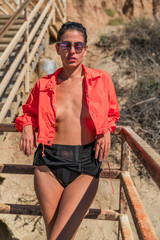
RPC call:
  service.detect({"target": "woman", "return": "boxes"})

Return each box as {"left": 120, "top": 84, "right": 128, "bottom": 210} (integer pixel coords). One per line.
{"left": 15, "top": 22, "right": 120, "bottom": 240}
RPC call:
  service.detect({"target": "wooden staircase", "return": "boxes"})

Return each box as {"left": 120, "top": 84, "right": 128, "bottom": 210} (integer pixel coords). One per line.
{"left": 0, "top": 12, "right": 42, "bottom": 123}
{"left": 0, "top": 0, "right": 66, "bottom": 123}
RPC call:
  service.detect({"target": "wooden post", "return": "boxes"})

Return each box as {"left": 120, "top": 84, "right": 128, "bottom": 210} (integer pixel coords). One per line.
{"left": 121, "top": 135, "right": 131, "bottom": 171}
{"left": 44, "top": 29, "right": 49, "bottom": 55}
{"left": 118, "top": 135, "right": 131, "bottom": 239}
{"left": 52, "top": 0, "right": 55, "bottom": 25}
{"left": 63, "top": 0, "right": 66, "bottom": 22}
{"left": 24, "top": 4, "right": 29, "bottom": 93}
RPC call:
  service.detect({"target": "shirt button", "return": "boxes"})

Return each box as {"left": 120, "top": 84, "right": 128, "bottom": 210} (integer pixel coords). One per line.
{"left": 48, "top": 141, "right": 50, "bottom": 144}
{"left": 92, "top": 112, "right": 95, "bottom": 115}
{"left": 86, "top": 94, "right": 89, "bottom": 98}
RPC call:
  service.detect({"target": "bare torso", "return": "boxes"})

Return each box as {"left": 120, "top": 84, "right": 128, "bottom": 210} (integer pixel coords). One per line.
{"left": 53, "top": 74, "right": 96, "bottom": 145}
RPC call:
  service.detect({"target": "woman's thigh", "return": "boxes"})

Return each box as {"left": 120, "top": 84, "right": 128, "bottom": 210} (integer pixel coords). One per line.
{"left": 50, "top": 174, "right": 99, "bottom": 240}
{"left": 34, "top": 166, "right": 64, "bottom": 238}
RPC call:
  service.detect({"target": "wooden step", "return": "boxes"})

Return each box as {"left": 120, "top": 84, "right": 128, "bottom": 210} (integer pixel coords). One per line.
{"left": 7, "top": 25, "right": 21, "bottom": 30}
{"left": 0, "top": 19, "right": 24, "bottom": 25}
{"left": 0, "top": 37, "right": 23, "bottom": 43}
{"left": 0, "top": 203, "right": 119, "bottom": 220}
{"left": 3, "top": 30, "right": 18, "bottom": 37}
{"left": 0, "top": 15, "right": 11, "bottom": 19}
{"left": 0, "top": 14, "right": 24, "bottom": 19}
{"left": 0, "top": 37, "right": 13, "bottom": 43}
{"left": 0, "top": 43, "right": 21, "bottom": 51}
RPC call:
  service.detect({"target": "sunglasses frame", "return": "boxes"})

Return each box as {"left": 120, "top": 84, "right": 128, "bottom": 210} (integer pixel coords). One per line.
{"left": 57, "top": 41, "right": 86, "bottom": 52}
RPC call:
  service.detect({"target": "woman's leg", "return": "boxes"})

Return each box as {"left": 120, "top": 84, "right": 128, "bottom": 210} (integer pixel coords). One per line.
{"left": 34, "top": 166, "right": 64, "bottom": 239}
{"left": 49, "top": 174, "right": 99, "bottom": 240}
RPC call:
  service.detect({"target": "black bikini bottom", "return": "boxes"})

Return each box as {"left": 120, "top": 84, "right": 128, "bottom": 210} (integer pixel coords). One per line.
{"left": 33, "top": 141, "right": 102, "bottom": 188}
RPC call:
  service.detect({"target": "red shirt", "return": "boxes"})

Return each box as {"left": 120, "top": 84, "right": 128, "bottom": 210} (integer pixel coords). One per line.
{"left": 15, "top": 65, "right": 120, "bottom": 145}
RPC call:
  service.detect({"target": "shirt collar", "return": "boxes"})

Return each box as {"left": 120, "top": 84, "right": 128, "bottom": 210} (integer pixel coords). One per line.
{"left": 42, "top": 64, "right": 102, "bottom": 91}
{"left": 42, "top": 67, "right": 63, "bottom": 90}
{"left": 82, "top": 64, "right": 102, "bottom": 80}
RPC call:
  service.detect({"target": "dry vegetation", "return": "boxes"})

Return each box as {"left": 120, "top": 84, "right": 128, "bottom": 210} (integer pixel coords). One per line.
{"left": 97, "top": 18, "right": 160, "bottom": 153}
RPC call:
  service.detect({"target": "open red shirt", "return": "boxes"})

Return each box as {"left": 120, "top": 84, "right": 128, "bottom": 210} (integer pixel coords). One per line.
{"left": 15, "top": 65, "right": 120, "bottom": 145}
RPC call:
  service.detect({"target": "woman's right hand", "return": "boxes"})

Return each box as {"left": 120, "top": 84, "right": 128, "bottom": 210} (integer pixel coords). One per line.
{"left": 20, "top": 125, "right": 37, "bottom": 156}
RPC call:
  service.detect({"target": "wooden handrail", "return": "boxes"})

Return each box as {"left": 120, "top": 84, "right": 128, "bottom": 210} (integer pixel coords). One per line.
{"left": 121, "top": 127, "right": 160, "bottom": 189}
{"left": 0, "top": 124, "right": 159, "bottom": 189}
{"left": 121, "top": 171, "right": 158, "bottom": 239}
{"left": 2, "top": 0, "right": 16, "bottom": 13}
{"left": 0, "top": 0, "right": 29, "bottom": 40}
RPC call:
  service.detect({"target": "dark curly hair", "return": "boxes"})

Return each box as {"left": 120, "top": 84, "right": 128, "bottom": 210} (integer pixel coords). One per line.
{"left": 57, "top": 21, "right": 87, "bottom": 43}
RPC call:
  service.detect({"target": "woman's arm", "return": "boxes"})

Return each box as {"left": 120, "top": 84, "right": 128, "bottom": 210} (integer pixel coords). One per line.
{"left": 94, "top": 73, "right": 120, "bottom": 161}
{"left": 15, "top": 82, "right": 39, "bottom": 156}
{"left": 15, "top": 82, "right": 39, "bottom": 132}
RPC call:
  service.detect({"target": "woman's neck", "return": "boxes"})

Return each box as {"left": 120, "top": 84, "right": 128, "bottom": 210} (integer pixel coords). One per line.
{"left": 61, "top": 64, "right": 84, "bottom": 81}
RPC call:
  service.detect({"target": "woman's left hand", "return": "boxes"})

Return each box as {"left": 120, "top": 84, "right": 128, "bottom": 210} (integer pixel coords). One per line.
{"left": 94, "top": 131, "right": 111, "bottom": 161}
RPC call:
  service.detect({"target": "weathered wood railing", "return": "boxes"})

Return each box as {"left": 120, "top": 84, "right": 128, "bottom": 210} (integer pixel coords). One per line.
{"left": 0, "top": 0, "right": 66, "bottom": 123}
{"left": 0, "top": 124, "right": 159, "bottom": 239}
{"left": 0, "top": 0, "right": 18, "bottom": 14}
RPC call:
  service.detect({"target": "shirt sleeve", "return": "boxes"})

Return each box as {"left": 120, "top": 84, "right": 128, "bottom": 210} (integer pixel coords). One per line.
{"left": 15, "top": 82, "right": 39, "bottom": 132}
{"left": 106, "top": 73, "right": 120, "bottom": 133}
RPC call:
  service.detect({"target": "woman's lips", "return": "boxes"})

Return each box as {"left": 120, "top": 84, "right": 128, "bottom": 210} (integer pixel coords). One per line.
{"left": 68, "top": 57, "right": 77, "bottom": 61}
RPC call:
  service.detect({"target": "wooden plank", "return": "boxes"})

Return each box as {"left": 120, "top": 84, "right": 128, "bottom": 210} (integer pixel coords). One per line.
{"left": 3, "top": 30, "right": 18, "bottom": 36}
{"left": 0, "top": 15, "right": 11, "bottom": 19}
{"left": 2, "top": 0, "right": 16, "bottom": 13}
{"left": 121, "top": 171, "right": 158, "bottom": 240}
{"left": 119, "top": 214, "right": 134, "bottom": 240}
{"left": 49, "top": 25, "right": 57, "bottom": 39}
{"left": 0, "top": 7, "right": 9, "bottom": 15}
{"left": 0, "top": 19, "right": 24, "bottom": 25}
{"left": 56, "top": 0, "right": 65, "bottom": 18}
{"left": 55, "top": 2, "right": 64, "bottom": 23}
{"left": 0, "top": 203, "right": 119, "bottom": 220}
{"left": 121, "top": 136, "right": 130, "bottom": 171}
{"left": 121, "top": 127, "right": 160, "bottom": 189}
{"left": 0, "top": 164, "right": 120, "bottom": 179}
{"left": 0, "top": 164, "right": 34, "bottom": 174}
{"left": 0, "top": 15, "right": 24, "bottom": 19}
{"left": 6, "top": 25, "right": 21, "bottom": 30}
{"left": 0, "top": 37, "right": 21, "bottom": 43}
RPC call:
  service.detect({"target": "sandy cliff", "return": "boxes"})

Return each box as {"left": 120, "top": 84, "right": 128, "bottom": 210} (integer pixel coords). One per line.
{"left": 66, "top": 0, "right": 160, "bottom": 30}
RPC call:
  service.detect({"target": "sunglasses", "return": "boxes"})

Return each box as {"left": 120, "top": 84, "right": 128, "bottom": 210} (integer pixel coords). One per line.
{"left": 57, "top": 41, "right": 86, "bottom": 52}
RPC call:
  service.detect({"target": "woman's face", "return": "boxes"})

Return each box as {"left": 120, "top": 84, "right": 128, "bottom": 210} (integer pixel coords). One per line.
{"left": 56, "top": 30, "right": 88, "bottom": 68}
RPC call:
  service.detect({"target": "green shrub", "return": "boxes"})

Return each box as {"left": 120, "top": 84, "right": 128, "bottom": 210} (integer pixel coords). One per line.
{"left": 108, "top": 17, "right": 125, "bottom": 26}
{"left": 99, "top": 34, "right": 107, "bottom": 41}
{"left": 104, "top": 8, "right": 115, "bottom": 17}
